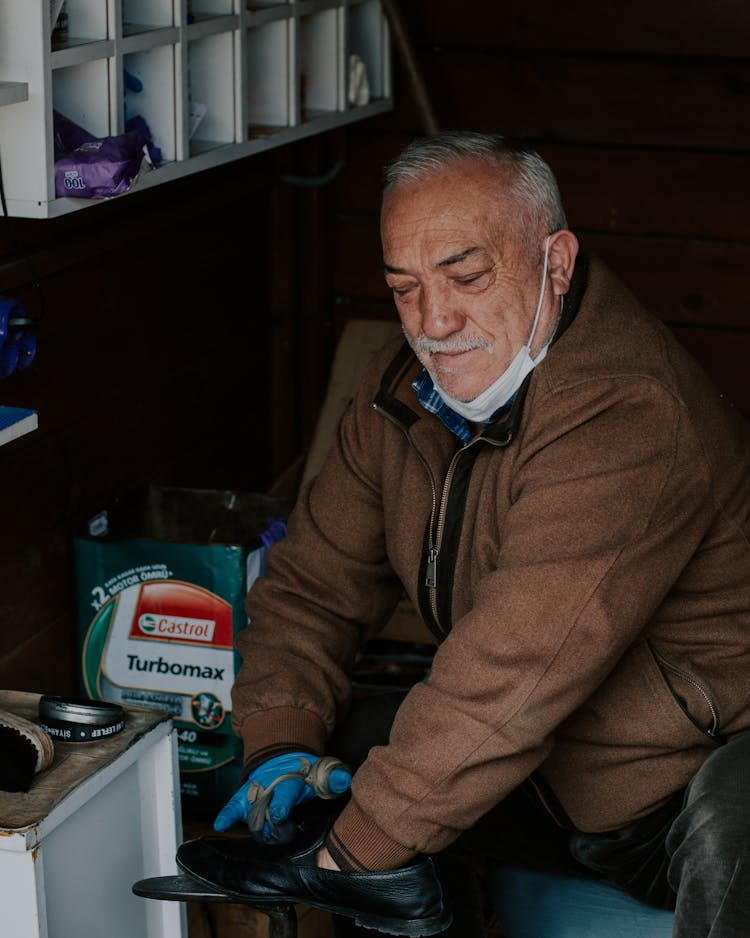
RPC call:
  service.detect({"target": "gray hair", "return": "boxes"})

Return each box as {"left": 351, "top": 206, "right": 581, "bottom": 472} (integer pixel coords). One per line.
{"left": 383, "top": 132, "right": 568, "bottom": 246}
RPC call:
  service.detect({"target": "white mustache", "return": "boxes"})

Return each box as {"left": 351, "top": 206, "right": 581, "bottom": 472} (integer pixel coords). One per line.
{"left": 411, "top": 333, "right": 494, "bottom": 356}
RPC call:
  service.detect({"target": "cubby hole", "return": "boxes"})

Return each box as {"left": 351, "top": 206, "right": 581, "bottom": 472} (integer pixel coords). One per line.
{"left": 348, "top": 0, "right": 386, "bottom": 102}
{"left": 122, "top": 0, "right": 174, "bottom": 36}
{"left": 299, "top": 7, "right": 340, "bottom": 121}
{"left": 123, "top": 46, "right": 177, "bottom": 164}
{"left": 246, "top": 19, "right": 292, "bottom": 137}
{"left": 51, "top": 0, "right": 108, "bottom": 50}
{"left": 52, "top": 58, "right": 111, "bottom": 138}
{"left": 246, "top": 1, "right": 291, "bottom": 11}
{"left": 187, "top": 31, "right": 237, "bottom": 155}
{"left": 189, "top": 0, "right": 235, "bottom": 21}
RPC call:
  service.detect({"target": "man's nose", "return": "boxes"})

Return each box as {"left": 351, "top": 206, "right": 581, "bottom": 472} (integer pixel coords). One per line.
{"left": 420, "top": 284, "right": 464, "bottom": 338}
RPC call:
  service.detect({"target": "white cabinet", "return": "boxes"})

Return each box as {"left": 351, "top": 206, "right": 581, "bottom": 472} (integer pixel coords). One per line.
{"left": 0, "top": 692, "right": 186, "bottom": 938}
{"left": 0, "top": 0, "right": 392, "bottom": 218}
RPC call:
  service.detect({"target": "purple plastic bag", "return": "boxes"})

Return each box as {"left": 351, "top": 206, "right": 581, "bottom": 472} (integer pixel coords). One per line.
{"left": 53, "top": 109, "right": 96, "bottom": 161}
{"left": 55, "top": 129, "right": 146, "bottom": 200}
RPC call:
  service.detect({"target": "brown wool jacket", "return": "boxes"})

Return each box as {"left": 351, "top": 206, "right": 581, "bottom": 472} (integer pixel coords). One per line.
{"left": 232, "top": 254, "right": 750, "bottom": 871}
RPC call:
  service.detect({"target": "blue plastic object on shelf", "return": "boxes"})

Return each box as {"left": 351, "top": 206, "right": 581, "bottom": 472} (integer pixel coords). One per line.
{"left": 0, "top": 296, "right": 37, "bottom": 378}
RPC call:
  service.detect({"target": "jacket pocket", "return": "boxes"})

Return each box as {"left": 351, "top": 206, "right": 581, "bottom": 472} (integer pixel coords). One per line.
{"left": 647, "top": 640, "right": 722, "bottom": 741}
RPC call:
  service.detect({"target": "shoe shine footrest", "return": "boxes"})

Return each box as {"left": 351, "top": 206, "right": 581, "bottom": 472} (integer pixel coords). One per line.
{"left": 133, "top": 875, "right": 299, "bottom": 938}
{"left": 133, "top": 873, "right": 242, "bottom": 903}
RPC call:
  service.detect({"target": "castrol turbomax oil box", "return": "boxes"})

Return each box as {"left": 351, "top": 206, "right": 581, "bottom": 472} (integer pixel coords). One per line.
{"left": 74, "top": 485, "right": 291, "bottom": 818}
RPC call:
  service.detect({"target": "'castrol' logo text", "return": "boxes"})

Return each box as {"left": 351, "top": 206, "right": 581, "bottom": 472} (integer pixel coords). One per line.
{"left": 138, "top": 613, "right": 216, "bottom": 642}
{"left": 125, "top": 581, "right": 234, "bottom": 648}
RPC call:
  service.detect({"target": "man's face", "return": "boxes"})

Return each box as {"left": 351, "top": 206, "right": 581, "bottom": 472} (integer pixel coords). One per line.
{"left": 381, "top": 158, "right": 555, "bottom": 402}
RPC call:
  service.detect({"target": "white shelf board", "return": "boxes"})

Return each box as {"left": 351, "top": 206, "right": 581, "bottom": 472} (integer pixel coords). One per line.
{"left": 0, "top": 407, "right": 38, "bottom": 447}
{"left": 0, "top": 82, "right": 29, "bottom": 108}
{"left": 50, "top": 40, "right": 115, "bottom": 70}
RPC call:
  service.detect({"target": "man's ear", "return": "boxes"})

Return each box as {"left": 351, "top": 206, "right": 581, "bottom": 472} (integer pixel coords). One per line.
{"left": 548, "top": 230, "right": 579, "bottom": 296}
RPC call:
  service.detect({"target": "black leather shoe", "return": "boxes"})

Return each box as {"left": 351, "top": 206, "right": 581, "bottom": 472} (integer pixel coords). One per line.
{"left": 175, "top": 816, "right": 452, "bottom": 937}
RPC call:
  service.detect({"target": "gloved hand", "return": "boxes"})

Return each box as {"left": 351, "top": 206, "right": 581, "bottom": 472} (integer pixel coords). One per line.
{"left": 213, "top": 751, "right": 351, "bottom": 842}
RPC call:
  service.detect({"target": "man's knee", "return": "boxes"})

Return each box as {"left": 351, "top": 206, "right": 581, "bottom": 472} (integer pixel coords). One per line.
{"left": 685, "top": 732, "right": 750, "bottom": 804}
{"left": 668, "top": 732, "right": 750, "bottom": 863}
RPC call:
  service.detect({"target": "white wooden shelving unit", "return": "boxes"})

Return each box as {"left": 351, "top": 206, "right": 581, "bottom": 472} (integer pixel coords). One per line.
{"left": 0, "top": 0, "right": 392, "bottom": 218}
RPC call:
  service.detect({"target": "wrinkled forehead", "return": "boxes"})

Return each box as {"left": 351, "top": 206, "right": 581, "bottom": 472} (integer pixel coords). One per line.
{"left": 380, "top": 161, "right": 520, "bottom": 259}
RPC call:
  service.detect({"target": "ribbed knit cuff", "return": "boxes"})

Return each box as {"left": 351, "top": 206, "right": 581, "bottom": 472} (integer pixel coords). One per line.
{"left": 237, "top": 707, "right": 327, "bottom": 779}
{"left": 325, "top": 797, "right": 418, "bottom": 871}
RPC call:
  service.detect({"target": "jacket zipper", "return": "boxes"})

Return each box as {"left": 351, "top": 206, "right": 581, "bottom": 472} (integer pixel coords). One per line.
{"left": 425, "top": 434, "right": 490, "bottom": 630}
{"left": 651, "top": 646, "right": 721, "bottom": 738}
{"left": 374, "top": 401, "right": 506, "bottom": 636}
{"left": 374, "top": 402, "right": 441, "bottom": 626}
{"left": 374, "top": 402, "right": 473, "bottom": 635}
{"left": 425, "top": 448, "right": 469, "bottom": 629}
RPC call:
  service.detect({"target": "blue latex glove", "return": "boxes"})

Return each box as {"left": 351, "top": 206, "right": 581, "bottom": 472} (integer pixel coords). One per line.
{"left": 213, "top": 751, "right": 351, "bottom": 841}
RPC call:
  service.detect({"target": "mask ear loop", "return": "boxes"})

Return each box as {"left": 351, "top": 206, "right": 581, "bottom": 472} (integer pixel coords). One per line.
{"left": 526, "top": 235, "right": 552, "bottom": 351}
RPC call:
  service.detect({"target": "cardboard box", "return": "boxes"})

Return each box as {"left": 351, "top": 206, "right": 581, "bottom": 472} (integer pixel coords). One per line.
{"left": 74, "top": 484, "right": 292, "bottom": 818}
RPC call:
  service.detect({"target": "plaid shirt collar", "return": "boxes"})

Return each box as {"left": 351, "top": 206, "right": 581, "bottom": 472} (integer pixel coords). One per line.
{"left": 412, "top": 368, "right": 512, "bottom": 445}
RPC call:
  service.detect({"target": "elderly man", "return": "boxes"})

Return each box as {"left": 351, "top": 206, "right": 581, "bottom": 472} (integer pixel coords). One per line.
{"left": 178, "top": 133, "right": 750, "bottom": 938}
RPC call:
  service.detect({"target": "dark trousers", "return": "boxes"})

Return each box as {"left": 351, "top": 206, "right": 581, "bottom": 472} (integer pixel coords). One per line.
{"left": 572, "top": 730, "right": 750, "bottom": 938}
{"left": 329, "top": 692, "right": 750, "bottom": 938}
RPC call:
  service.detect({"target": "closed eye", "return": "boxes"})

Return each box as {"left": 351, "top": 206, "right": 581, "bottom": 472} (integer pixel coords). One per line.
{"left": 387, "top": 281, "right": 417, "bottom": 297}
{"left": 453, "top": 270, "right": 491, "bottom": 288}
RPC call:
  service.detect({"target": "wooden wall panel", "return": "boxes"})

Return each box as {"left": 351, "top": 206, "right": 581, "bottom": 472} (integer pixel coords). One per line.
{"left": 584, "top": 236, "right": 750, "bottom": 330}
{"left": 397, "top": 1, "right": 750, "bottom": 57}
{"left": 545, "top": 148, "right": 750, "bottom": 241}
{"left": 671, "top": 327, "right": 750, "bottom": 414}
{"left": 0, "top": 616, "right": 74, "bottom": 697}
{"left": 266, "top": 133, "right": 348, "bottom": 473}
{"left": 370, "top": 51, "right": 750, "bottom": 150}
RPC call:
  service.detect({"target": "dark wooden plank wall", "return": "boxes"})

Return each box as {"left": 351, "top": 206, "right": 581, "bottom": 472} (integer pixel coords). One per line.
{"left": 0, "top": 160, "right": 280, "bottom": 694}
{"left": 303, "top": 0, "right": 750, "bottom": 459}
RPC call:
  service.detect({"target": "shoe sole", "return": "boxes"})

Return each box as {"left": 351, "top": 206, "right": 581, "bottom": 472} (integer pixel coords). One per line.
{"left": 175, "top": 861, "right": 452, "bottom": 936}
{"left": 350, "top": 909, "right": 452, "bottom": 936}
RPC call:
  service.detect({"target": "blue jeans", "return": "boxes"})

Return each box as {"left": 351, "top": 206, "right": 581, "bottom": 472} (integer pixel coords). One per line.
{"left": 490, "top": 867, "right": 675, "bottom": 937}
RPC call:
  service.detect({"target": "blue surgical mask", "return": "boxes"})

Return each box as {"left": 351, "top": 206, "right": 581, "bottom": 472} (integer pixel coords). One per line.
{"left": 436, "top": 236, "right": 556, "bottom": 423}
